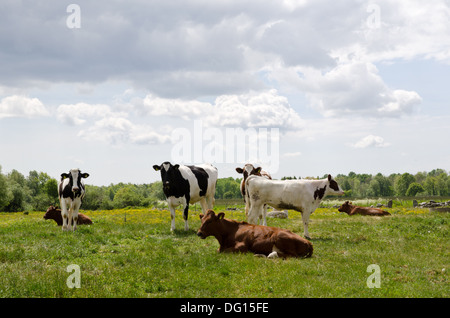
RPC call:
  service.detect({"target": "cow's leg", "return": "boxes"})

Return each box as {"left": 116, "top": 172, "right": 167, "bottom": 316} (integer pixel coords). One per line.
{"left": 67, "top": 207, "right": 73, "bottom": 231}
{"left": 259, "top": 204, "right": 268, "bottom": 226}
{"left": 199, "top": 197, "right": 209, "bottom": 214}
{"left": 268, "top": 246, "right": 281, "bottom": 259}
{"left": 183, "top": 199, "right": 190, "bottom": 231}
{"left": 302, "top": 211, "right": 312, "bottom": 239}
{"left": 60, "top": 200, "right": 69, "bottom": 231}
{"left": 168, "top": 203, "right": 176, "bottom": 231}
{"left": 205, "top": 194, "right": 214, "bottom": 210}
{"left": 72, "top": 200, "right": 81, "bottom": 231}
{"left": 248, "top": 203, "right": 263, "bottom": 224}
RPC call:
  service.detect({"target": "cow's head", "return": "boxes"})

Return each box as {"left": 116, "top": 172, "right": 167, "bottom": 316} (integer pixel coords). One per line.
{"left": 153, "top": 161, "right": 180, "bottom": 193}
{"left": 43, "top": 206, "right": 60, "bottom": 220}
{"left": 327, "top": 174, "right": 345, "bottom": 196}
{"left": 197, "top": 210, "right": 225, "bottom": 239}
{"left": 338, "top": 201, "right": 352, "bottom": 214}
{"left": 61, "top": 169, "right": 89, "bottom": 194}
{"left": 236, "top": 164, "right": 262, "bottom": 180}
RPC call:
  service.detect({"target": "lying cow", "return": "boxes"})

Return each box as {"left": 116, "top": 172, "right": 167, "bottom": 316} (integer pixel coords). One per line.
{"left": 236, "top": 164, "right": 272, "bottom": 225}
{"left": 245, "top": 174, "right": 344, "bottom": 239}
{"left": 153, "top": 162, "right": 218, "bottom": 231}
{"left": 338, "top": 201, "right": 391, "bottom": 216}
{"left": 43, "top": 206, "right": 92, "bottom": 225}
{"left": 197, "top": 210, "right": 313, "bottom": 258}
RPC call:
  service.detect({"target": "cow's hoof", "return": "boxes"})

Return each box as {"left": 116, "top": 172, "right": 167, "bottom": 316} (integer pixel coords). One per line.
{"left": 254, "top": 254, "right": 267, "bottom": 258}
{"left": 305, "top": 235, "right": 311, "bottom": 240}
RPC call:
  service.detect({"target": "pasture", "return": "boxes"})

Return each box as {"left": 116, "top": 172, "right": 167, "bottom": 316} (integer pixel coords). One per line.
{"left": 0, "top": 201, "right": 448, "bottom": 298}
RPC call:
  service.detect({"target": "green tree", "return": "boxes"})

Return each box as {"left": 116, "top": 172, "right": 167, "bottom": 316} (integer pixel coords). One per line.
{"left": 0, "top": 166, "right": 12, "bottom": 210}
{"left": 406, "top": 182, "right": 425, "bottom": 196}
{"left": 423, "top": 176, "right": 437, "bottom": 196}
{"left": 113, "top": 185, "right": 142, "bottom": 208}
{"left": 395, "top": 173, "right": 415, "bottom": 196}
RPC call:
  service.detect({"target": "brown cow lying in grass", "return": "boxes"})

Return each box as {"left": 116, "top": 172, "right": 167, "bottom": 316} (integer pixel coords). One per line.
{"left": 338, "top": 201, "right": 391, "bottom": 216}
{"left": 197, "top": 210, "right": 313, "bottom": 258}
{"left": 43, "top": 206, "right": 93, "bottom": 225}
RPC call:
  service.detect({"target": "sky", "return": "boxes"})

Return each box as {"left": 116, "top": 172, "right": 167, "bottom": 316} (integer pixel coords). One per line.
{"left": 0, "top": 0, "right": 449, "bottom": 186}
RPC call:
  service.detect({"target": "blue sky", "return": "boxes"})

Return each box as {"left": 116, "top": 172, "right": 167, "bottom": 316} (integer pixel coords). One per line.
{"left": 0, "top": 1, "right": 449, "bottom": 186}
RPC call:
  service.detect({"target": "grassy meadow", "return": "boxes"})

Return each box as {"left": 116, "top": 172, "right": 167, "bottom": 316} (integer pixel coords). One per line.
{"left": 0, "top": 200, "right": 448, "bottom": 298}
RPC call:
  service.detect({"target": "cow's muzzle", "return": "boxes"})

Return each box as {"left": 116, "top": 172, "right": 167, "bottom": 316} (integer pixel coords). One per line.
{"left": 197, "top": 231, "right": 206, "bottom": 239}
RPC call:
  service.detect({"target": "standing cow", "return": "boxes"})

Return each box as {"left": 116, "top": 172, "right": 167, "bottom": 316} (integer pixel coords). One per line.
{"left": 236, "top": 164, "right": 272, "bottom": 225}
{"left": 245, "top": 174, "right": 344, "bottom": 239}
{"left": 58, "top": 169, "right": 89, "bottom": 231}
{"left": 153, "top": 162, "right": 218, "bottom": 231}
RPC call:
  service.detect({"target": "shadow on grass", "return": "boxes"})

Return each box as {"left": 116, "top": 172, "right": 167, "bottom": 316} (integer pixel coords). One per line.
{"left": 172, "top": 228, "right": 198, "bottom": 237}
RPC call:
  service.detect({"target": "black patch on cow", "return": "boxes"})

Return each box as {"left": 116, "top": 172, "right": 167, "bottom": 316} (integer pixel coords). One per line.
{"left": 276, "top": 201, "right": 302, "bottom": 212}
{"left": 314, "top": 186, "right": 326, "bottom": 200}
{"left": 158, "top": 163, "right": 190, "bottom": 200}
{"left": 187, "top": 165, "right": 209, "bottom": 197}
{"left": 329, "top": 179, "right": 340, "bottom": 192}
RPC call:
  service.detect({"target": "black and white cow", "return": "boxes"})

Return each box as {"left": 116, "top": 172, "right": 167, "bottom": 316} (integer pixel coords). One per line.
{"left": 58, "top": 168, "right": 89, "bottom": 231}
{"left": 153, "top": 162, "right": 218, "bottom": 231}
{"left": 236, "top": 164, "right": 272, "bottom": 225}
{"left": 245, "top": 174, "right": 344, "bottom": 239}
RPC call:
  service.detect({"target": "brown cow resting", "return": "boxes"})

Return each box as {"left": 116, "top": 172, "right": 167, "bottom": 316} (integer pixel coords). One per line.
{"left": 197, "top": 210, "right": 313, "bottom": 258}
{"left": 44, "top": 206, "right": 93, "bottom": 225}
{"left": 338, "top": 201, "right": 391, "bottom": 216}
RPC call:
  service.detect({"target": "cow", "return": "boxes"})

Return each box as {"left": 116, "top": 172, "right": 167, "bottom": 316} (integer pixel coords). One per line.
{"left": 44, "top": 206, "right": 92, "bottom": 225}
{"left": 58, "top": 169, "right": 89, "bottom": 231}
{"left": 338, "top": 201, "right": 391, "bottom": 216}
{"left": 245, "top": 174, "right": 344, "bottom": 239}
{"left": 197, "top": 210, "right": 313, "bottom": 258}
{"left": 153, "top": 162, "right": 218, "bottom": 231}
{"left": 236, "top": 164, "right": 272, "bottom": 225}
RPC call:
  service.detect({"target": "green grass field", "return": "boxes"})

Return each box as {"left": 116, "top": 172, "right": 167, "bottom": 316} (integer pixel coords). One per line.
{"left": 0, "top": 202, "right": 448, "bottom": 298}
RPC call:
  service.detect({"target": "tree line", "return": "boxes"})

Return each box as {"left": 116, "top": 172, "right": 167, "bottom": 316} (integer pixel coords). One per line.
{"left": 0, "top": 165, "right": 448, "bottom": 212}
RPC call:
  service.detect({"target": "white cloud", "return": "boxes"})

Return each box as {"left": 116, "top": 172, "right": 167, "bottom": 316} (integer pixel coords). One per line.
{"left": 133, "top": 89, "right": 304, "bottom": 131}
{"left": 77, "top": 117, "right": 171, "bottom": 145}
{"left": 56, "top": 103, "right": 119, "bottom": 125}
{"left": 351, "top": 135, "right": 390, "bottom": 149}
{"left": 299, "top": 61, "right": 422, "bottom": 118}
{"left": 0, "top": 95, "right": 49, "bottom": 119}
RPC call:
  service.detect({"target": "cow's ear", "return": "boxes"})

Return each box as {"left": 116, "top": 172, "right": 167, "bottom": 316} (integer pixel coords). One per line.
{"left": 217, "top": 212, "right": 225, "bottom": 220}
{"left": 153, "top": 165, "right": 161, "bottom": 171}
{"left": 174, "top": 164, "right": 180, "bottom": 170}
{"left": 255, "top": 167, "right": 262, "bottom": 174}
{"left": 199, "top": 214, "right": 204, "bottom": 220}
{"left": 81, "top": 173, "right": 89, "bottom": 178}
{"left": 328, "top": 174, "right": 332, "bottom": 181}
{"left": 236, "top": 167, "right": 244, "bottom": 174}
{"left": 61, "top": 173, "right": 69, "bottom": 180}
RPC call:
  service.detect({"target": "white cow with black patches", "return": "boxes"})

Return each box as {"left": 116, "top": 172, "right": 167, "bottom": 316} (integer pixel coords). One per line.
{"left": 153, "top": 162, "right": 218, "bottom": 231}
{"left": 58, "top": 168, "right": 89, "bottom": 231}
{"left": 245, "top": 174, "right": 344, "bottom": 239}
